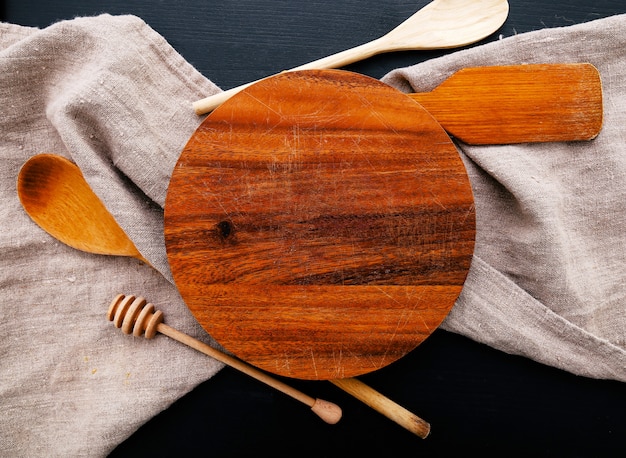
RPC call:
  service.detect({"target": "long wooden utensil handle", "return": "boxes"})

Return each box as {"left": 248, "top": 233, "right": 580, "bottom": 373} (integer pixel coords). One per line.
{"left": 409, "top": 63, "right": 603, "bottom": 144}
{"left": 191, "top": 39, "right": 388, "bottom": 115}
{"left": 155, "top": 321, "right": 343, "bottom": 423}
{"left": 331, "top": 378, "right": 430, "bottom": 438}
{"left": 172, "top": 320, "right": 430, "bottom": 438}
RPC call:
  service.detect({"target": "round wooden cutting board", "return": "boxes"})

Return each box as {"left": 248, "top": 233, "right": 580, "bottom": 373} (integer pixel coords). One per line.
{"left": 164, "top": 70, "right": 475, "bottom": 380}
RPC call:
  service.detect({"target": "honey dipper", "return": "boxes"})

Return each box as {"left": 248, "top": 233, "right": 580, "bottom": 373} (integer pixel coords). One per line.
{"left": 107, "top": 293, "right": 342, "bottom": 425}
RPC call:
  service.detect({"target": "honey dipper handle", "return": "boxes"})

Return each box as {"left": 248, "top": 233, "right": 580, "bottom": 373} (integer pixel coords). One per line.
{"left": 107, "top": 294, "right": 341, "bottom": 424}
{"left": 330, "top": 378, "right": 430, "bottom": 438}
{"left": 156, "top": 321, "right": 343, "bottom": 424}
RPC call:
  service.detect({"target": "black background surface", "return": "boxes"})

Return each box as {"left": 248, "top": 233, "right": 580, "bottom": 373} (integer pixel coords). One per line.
{"left": 3, "top": 1, "right": 626, "bottom": 456}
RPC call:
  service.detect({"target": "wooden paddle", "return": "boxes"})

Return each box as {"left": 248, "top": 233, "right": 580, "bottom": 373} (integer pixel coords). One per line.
{"left": 408, "top": 63, "right": 603, "bottom": 144}
{"left": 165, "top": 69, "right": 476, "bottom": 381}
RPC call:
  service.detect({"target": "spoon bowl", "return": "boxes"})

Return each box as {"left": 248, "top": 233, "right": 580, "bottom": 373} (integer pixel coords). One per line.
{"left": 17, "top": 154, "right": 148, "bottom": 264}
{"left": 193, "top": 0, "right": 510, "bottom": 114}
{"left": 369, "top": 0, "right": 511, "bottom": 51}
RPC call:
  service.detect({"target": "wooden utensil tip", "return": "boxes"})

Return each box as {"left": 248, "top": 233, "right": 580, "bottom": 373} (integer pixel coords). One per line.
{"left": 107, "top": 293, "right": 163, "bottom": 339}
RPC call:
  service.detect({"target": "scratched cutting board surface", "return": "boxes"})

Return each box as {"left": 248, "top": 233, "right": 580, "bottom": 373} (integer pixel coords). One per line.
{"left": 164, "top": 70, "right": 475, "bottom": 380}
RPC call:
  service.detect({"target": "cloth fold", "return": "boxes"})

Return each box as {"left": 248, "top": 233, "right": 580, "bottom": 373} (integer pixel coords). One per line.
{"left": 1, "top": 12, "right": 625, "bottom": 457}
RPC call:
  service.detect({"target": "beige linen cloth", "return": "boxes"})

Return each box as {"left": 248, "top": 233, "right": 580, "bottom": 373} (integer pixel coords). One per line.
{"left": 1, "top": 13, "right": 625, "bottom": 456}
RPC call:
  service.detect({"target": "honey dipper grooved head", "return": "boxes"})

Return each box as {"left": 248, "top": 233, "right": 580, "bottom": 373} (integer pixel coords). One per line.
{"left": 107, "top": 294, "right": 163, "bottom": 339}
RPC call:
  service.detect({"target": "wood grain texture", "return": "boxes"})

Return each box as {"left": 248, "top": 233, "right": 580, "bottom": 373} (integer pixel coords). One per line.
{"left": 165, "top": 69, "right": 475, "bottom": 380}
{"left": 410, "top": 63, "right": 603, "bottom": 144}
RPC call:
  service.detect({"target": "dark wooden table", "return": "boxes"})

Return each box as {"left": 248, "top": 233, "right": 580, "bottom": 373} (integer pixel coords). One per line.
{"left": 4, "top": 1, "right": 626, "bottom": 456}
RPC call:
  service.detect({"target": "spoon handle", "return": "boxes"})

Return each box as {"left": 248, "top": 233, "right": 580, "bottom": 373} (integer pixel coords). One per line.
{"left": 294, "top": 38, "right": 386, "bottom": 72}
{"left": 331, "top": 378, "right": 430, "bottom": 438}
{"left": 192, "top": 39, "right": 385, "bottom": 116}
{"left": 193, "top": 82, "right": 254, "bottom": 115}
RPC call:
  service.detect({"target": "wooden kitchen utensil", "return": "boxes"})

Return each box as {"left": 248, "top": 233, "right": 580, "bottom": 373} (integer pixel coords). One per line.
{"left": 193, "top": 0, "right": 509, "bottom": 114}
{"left": 17, "top": 153, "right": 431, "bottom": 438}
{"left": 165, "top": 69, "right": 476, "bottom": 380}
{"left": 107, "top": 293, "right": 343, "bottom": 425}
{"left": 409, "top": 63, "right": 603, "bottom": 144}
{"left": 17, "top": 154, "right": 150, "bottom": 265}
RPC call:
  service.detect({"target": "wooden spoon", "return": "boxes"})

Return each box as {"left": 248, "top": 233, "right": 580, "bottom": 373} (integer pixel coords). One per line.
{"left": 192, "top": 0, "right": 510, "bottom": 114}
{"left": 16, "top": 153, "right": 431, "bottom": 438}
{"left": 17, "top": 154, "right": 149, "bottom": 265}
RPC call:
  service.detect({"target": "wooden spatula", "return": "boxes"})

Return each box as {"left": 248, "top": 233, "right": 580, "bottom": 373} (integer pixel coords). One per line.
{"left": 408, "top": 63, "right": 603, "bottom": 144}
